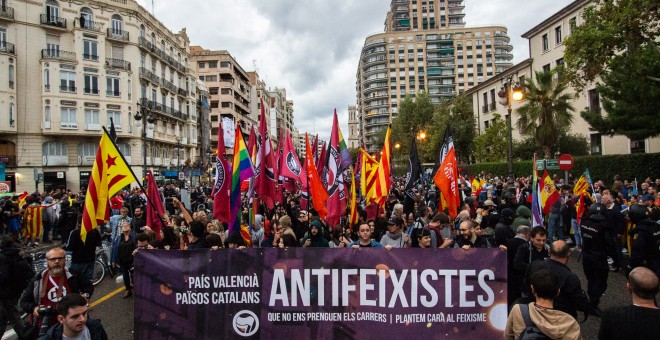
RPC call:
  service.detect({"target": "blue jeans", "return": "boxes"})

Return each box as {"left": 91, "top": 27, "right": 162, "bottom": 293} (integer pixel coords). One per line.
{"left": 571, "top": 219, "right": 582, "bottom": 246}
{"left": 547, "top": 213, "right": 564, "bottom": 242}
{"left": 69, "top": 262, "right": 95, "bottom": 286}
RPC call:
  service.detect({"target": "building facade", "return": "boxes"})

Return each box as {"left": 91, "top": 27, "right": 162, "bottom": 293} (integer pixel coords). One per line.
{"left": 356, "top": 0, "right": 513, "bottom": 152}
{"left": 467, "top": 0, "right": 660, "bottom": 156}
{"left": 0, "top": 0, "right": 198, "bottom": 193}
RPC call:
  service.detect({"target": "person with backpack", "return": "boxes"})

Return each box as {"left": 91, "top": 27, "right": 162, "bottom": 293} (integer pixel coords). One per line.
{"left": 505, "top": 269, "right": 582, "bottom": 339}
{"left": 0, "top": 240, "right": 35, "bottom": 333}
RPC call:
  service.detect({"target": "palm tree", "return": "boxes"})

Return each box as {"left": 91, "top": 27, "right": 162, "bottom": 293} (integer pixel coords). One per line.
{"left": 516, "top": 68, "right": 574, "bottom": 159}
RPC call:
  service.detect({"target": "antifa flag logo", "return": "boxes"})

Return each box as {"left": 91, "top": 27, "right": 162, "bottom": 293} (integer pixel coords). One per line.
{"left": 214, "top": 162, "right": 225, "bottom": 193}
{"left": 404, "top": 158, "right": 412, "bottom": 187}
{"left": 323, "top": 147, "right": 339, "bottom": 195}
{"left": 286, "top": 152, "right": 301, "bottom": 176}
{"left": 232, "top": 310, "right": 259, "bottom": 337}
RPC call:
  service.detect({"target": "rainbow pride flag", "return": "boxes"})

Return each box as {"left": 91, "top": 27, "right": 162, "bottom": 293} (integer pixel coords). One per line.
{"left": 229, "top": 126, "right": 255, "bottom": 234}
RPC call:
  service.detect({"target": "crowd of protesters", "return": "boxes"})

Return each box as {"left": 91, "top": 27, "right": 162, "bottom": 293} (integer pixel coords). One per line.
{"left": 1, "top": 172, "right": 660, "bottom": 339}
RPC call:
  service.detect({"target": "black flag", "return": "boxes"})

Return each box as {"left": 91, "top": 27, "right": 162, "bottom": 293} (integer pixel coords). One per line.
{"left": 405, "top": 129, "right": 422, "bottom": 192}
{"left": 109, "top": 117, "right": 118, "bottom": 143}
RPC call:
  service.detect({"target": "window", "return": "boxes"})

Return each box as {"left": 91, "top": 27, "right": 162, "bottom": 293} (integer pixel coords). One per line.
{"left": 59, "top": 71, "right": 76, "bottom": 92}
{"left": 84, "top": 109, "right": 100, "bottom": 130}
{"left": 44, "top": 106, "right": 51, "bottom": 129}
{"left": 569, "top": 17, "right": 577, "bottom": 34}
{"left": 205, "top": 75, "right": 217, "bottom": 82}
{"left": 60, "top": 107, "right": 77, "bottom": 129}
{"left": 542, "top": 34, "right": 549, "bottom": 51}
{"left": 107, "top": 111, "right": 121, "bottom": 130}
{"left": 543, "top": 64, "right": 551, "bottom": 73}
{"left": 588, "top": 89, "right": 600, "bottom": 114}
{"left": 84, "top": 74, "right": 99, "bottom": 94}
{"left": 220, "top": 61, "right": 230, "bottom": 68}
{"left": 590, "top": 133, "right": 601, "bottom": 154}
{"left": 80, "top": 8, "right": 93, "bottom": 29}
{"left": 44, "top": 69, "right": 50, "bottom": 91}
{"left": 139, "top": 25, "right": 145, "bottom": 38}
{"left": 45, "top": 0, "right": 59, "bottom": 21}
{"left": 117, "top": 143, "right": 130, "bottom": 157}
{"left": 111, "top": 14, "right": 123, "bottom": 34}
{"left": 127, "top": 80, "right": 131, "bottom": 100}
{"left": 8, "top": 64, "right": 13, "bottom": 89}
{"left": 208, "top": 61, "right": 217, "bottom": 68}
{"left": 555, "top": 26, "right": 562, "bottom": 45}
{"left": 43, "top": 142, "right": 68, "bottom": 157}
{"left": 9, "top": 97, "right": 14, "bottom": 127}
{"left": 83, "top": 40, "right": 98, "bottom": 61}
{"left": 630, "top": 139, "right": 646, "bottom": 154}
{"left": 209, "top": 87, "right": 218, "bottom": 95}
{"left": 482, "top": 92, "right": 488, "bottom": 112}
{"left": 106, "top": 77, "right": 120, "bottom": 97}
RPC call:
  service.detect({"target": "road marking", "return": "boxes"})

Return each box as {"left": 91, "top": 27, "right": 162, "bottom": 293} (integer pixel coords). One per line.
{"left": 90, "top": 286, "right": 126, "bottom": 308}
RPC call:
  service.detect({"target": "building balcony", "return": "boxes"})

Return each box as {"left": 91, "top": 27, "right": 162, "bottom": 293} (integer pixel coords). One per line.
{"left": 42, "top": 49, "right": 76, "bottom": 62}
{"left": 494, "top": 32, "right": 510, "bottom": 42}
{"left": 0, "top": 41, "right": 15, "bottom": 55}
{"left": 448, "top": 20, "right": 465, "bottom": 27}
{"left": 177, "top": 88, "right": 188, "bottom": 97}
{"left": 448, "top": 1, "right": 465, "bottom": 10}
{"left": 78, "top": 19, "right": 103, "bottom": 32}
{"left": 361, "top": 56, "right": 387, "bottom": 69}
{"left": 138, "top": 36, "right": 155, "bottom": 52}
{"left": 448, "top": 11, "right": 465, "bottom": 18}
{"left": 105, "top": 58, "right": 131, "bottom": 71}
{"left": 40, "top": 14, "right": 66, "bottom": 30}
{"left": 0, "top": 6, "right": 14, "bottom": 21}
{"left": 393, "top": 6, "right": 409, "bottom": 13}
{"left": 494, "top": 41, "right": 513, "bottom": 51}
{"left": 161, "top": 78, "right": 177, "bottom": 93}
{"left": 107, "top": 28, "right": 129, "bottom": 43}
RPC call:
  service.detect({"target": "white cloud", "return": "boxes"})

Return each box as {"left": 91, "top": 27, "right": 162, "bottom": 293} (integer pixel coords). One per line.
{"left": 139, "top": 0, "right": 573, "bottom": 143}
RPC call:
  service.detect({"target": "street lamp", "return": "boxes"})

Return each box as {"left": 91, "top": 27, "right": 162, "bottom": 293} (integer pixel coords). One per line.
{"left": 497, "top": 76, "right": 524, "bottom": 180}
{"left": 175, "top": 137, "right": 183, "bottom": 188}
{"left": 135, "top": 101, "right": 156, "bottom": 185}
{"left": 417, "top": 131, "right": 427, "bottom": 141}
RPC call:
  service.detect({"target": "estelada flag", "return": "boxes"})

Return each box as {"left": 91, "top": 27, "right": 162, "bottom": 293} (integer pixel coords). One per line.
{"left": 305, "top": 133, "right": 328, "bottom": 219}
{"left": 212, "top": 120, "right": 231, "bottom": 223}
{"left": 81, "top": 128, "right": 137, "bottom": 242}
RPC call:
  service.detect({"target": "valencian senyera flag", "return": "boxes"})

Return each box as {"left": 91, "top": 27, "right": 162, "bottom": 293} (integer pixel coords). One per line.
{"left": 229, "top": 125, "right": 255, "bottom": 235}
{"left": 81, "top": 128, "right": 137, "bottom": 242}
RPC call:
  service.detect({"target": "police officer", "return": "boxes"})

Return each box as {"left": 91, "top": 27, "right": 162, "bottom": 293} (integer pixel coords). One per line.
{"left": 627, "top": 204, "right": 660, "bottom": 279}
{"left": 580, "top": 202, "right": 611, "bottom": 316}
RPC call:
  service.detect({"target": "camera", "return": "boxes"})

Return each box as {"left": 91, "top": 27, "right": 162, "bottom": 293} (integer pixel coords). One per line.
{"left": 38, "top": 306, "right": 55, "bottom": 336}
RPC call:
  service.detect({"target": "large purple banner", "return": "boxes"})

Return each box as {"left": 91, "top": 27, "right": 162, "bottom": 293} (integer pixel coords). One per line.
{"left": 134, "top": 248, "right": 507, "bottom": 339}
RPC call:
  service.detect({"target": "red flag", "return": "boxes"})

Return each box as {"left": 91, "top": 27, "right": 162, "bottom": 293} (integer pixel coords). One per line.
{"left": 312, "top": 134, "right": 319, "bottom": 165}
{"left": 353, "top": 150, "right": 362, "bottom": 193}
{"left": 541, "top": 170, "right": 560, "bottom": 215}
{"left": 280, "top": 131, "right": 303, "bottom": 181}
{"left": 254, "top": 98, "right": 277, "bottom": 210}
{"left": 323, "top": 110, "right": 346, "bottom": 227}
{"left": 433, "top": 127, "right": 459, "bottom": 218}
{"left": 212, "top": 121, "right": 231, "bottom": 222}
{"left": 275, "top": 128, "right": 286, "bottom": 205}
{"left": 317, "top": 141, "right": 327, "bottom": 179}
{"left": 247, "top": 126, "right": 257, "bottom": 160}
{"left": 145, "top": 171, "right": 165, "bottom": 239}
{"left": 305, "top": 133, "right": 328, "bottom": 219}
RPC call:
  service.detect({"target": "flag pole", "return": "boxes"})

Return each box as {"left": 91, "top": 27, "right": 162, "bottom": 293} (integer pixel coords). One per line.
{"left": 102, "top": 126, "right": 167, "bottom": 226}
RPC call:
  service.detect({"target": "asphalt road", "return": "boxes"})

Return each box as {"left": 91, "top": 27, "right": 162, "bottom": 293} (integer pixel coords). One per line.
{"left": 83, "top": 250, "right": 644, "bottom": 340}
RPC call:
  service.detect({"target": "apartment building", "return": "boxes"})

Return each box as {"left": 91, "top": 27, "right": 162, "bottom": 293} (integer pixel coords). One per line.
{"left": 190, "top": 47, "right": 253, "bottom": 152}
{"left": 0, "top": 0, "right": 198, "bottom": 192}
{"left": 466, "top": 0, "right": 660, "bottom": 155}
{"left": 356, "top": 0, "right": 513, "bottom": 152}
{"left": 267, "top": 87, "right": 295, "bottom": 144}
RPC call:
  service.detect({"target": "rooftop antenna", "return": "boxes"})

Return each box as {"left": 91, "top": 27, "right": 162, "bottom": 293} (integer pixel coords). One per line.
{"left": 152, "top": 0, "right": 155, "bottom": 16}
{"left": 253, "top": 59, "right": 259, "bottom": 74}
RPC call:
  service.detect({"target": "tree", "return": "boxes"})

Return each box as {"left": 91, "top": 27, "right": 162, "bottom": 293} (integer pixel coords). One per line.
{"left": 391, "top": 92, "right": 435, "bottom": 155}
{"left": 563, "top": 0, "right": 660, "bottom": 140}
{"left": 516, "top": 68, "right": 574, "bottom": 159}
{"left": 448, "top": 95, "right": 476, "bottom": 165}
{"left": 513, "top": 132, "right": 589, "bottom": 161}
{"left": 473, "top": 114, "right": 508, "bottom": 162}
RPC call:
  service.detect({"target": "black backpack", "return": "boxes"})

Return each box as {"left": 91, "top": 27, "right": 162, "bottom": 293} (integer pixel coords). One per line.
{"left": 518, "top": 304, "right": 551, "bottom": 340}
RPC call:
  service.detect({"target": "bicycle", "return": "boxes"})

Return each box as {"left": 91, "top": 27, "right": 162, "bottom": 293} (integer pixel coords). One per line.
{"left": 91, "top": 237, "right": 116, "bottom": 285}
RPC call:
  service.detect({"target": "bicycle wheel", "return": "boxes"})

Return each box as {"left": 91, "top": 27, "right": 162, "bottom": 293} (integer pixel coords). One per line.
{"left": 91, "top": 259, "right": 105, "bottom": 286}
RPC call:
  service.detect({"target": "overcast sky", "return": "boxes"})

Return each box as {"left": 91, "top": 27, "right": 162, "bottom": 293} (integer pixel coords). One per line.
{"left": 140, "top": 0, "right": 573, "bottom": 142}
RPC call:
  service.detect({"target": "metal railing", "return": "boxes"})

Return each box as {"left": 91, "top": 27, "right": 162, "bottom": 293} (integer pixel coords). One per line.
{"left": 106, "top": 90, "right": 121, "bottom": 97}
{"left": 84, "top": 88, "right": 100, "bottom": 95}
{"left": 40, "top": 14, "right": 66, "bottom": 28}
{"left": 0, "top": 41, "right": 15, "bottom": 55}
{"left": 79, "top": 19, "right": 103, "bottom": 32}
{"left": 83, "top": 53, "right": 99, "bottom": 61}
{"left": 59, "top": 85, "right": 76, "bottom": 93}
